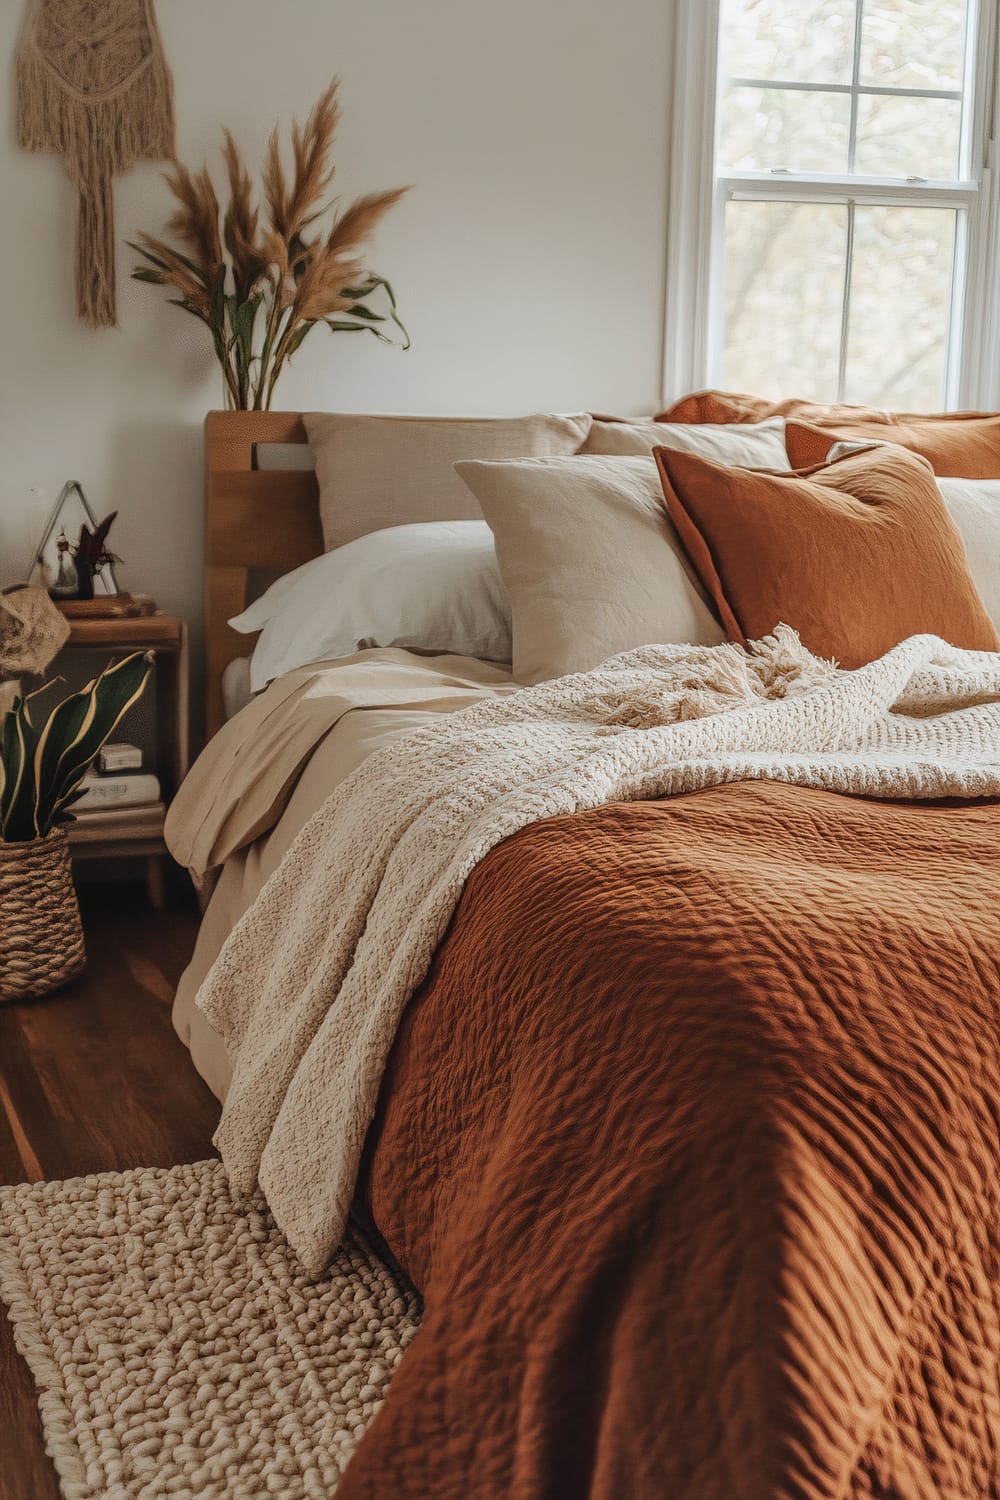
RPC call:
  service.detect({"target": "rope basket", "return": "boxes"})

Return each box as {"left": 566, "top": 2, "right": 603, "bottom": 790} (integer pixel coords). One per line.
{"left": 0, "top": 831, "right": 85, "bottom": 1002}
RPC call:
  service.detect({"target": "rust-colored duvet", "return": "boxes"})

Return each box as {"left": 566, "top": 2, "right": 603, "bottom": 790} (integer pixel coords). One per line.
{"left": 341, "top": 779, "right": 1000, "bottom": 1500}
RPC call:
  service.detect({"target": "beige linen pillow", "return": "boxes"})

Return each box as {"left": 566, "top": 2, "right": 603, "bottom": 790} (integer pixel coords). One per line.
{"left": 584, "top": 416, "right": 790, "bottom": 469}
{"left": 455, "top": 455, "right": 725, "bottom": 684}
{"left": 304, "top": 412, "right": 592, "bottom": 550}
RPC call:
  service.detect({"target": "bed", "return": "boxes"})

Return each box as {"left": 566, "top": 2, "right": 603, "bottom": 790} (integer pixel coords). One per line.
{"left": 169, "top": 406, "right": 1000, "bottom": 1498}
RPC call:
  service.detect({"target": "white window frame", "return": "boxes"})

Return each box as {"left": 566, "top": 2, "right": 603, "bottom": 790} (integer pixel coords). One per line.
{"left": 663, "top": 0, "right": 1000, "bottom": 410}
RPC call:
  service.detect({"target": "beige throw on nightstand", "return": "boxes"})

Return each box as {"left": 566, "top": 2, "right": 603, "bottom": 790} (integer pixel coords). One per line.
{"left": 16, "top": 0, "right": 175, "bottom": 327}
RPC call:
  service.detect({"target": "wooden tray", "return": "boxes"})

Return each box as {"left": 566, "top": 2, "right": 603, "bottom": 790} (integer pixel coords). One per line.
{"left": 55, "top": 594, "right": 157, "bottom": 619}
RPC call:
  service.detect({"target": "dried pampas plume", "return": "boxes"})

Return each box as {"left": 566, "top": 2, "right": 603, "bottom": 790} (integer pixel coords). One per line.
{"left": 131, "top": 78, "right": 410, "bottom": 410}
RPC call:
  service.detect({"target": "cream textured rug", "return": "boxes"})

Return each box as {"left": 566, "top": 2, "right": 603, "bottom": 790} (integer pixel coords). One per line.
{"left": 0, "top": 1159, "right": 420, "bottom": 1499}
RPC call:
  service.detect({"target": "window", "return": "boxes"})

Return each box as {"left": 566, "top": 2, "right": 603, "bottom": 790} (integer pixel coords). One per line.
{"left": 664, "top": 0, "right": 1000, "bottom": 410}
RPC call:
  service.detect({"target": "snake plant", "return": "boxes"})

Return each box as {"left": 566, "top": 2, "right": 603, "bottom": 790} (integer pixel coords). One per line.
{"left": 0, "top": 652, "right": 153, "bottom": 842}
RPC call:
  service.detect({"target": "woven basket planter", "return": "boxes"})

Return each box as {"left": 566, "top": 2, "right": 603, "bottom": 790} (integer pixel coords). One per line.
{"left": 0, "top": 830, "right": 85, "bottom": 1002}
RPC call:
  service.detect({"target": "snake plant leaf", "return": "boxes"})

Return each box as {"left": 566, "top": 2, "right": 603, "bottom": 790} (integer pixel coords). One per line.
{"left": 32, "top": 652, "right": 154, "bottom": 837}
{"left": 1, "top": 700, "right": 41, "bottom": 843}
{"left": 51, "top": 787, "right": 88, "bottom": 826}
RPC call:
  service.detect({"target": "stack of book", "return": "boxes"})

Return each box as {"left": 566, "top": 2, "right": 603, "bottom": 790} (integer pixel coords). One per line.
{"left": 68, "top": 742, "right": 164, "bottom": 846}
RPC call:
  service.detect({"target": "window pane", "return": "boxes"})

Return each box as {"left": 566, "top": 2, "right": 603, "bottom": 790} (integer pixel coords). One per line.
{"left": 854, "top": 93, "right": 962, "bottom": 178}
{"left": 859, "top": 0, "right": 969, "bottom": 90}
{"left": 723, "top": 200, "right": 847, "bottom": 401}
{"left": 843, "top": 206, "right": 956, "bottom": 409}
{"left": 720, "top": 86, "right": 851, "bottom": 172}
{"left": 720, "top": 0, "right": 856, "bottom": 85}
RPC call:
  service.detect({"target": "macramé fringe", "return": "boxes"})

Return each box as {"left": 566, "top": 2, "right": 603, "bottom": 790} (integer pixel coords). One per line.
{"left": 16, "top": 8, "right": 174, "bottom": 328}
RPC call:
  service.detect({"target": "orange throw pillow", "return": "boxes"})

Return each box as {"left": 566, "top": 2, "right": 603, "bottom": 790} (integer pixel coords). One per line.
{"left": 656, "top": 391, "right": 1000, "bottom": 480}
{"left": 654, "top": 443, "right": 998, "bottom": 668}
{"left": 657, "top": 389, "right": 902, "bottom": 426}
{"left": 785, "top": 416, "right": 1000, "bottom": 479}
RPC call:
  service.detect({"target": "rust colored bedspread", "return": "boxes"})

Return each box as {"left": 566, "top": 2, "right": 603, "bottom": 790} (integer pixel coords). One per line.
{"left": 342, "top": 780, "right": 1000, "bottom": 1500}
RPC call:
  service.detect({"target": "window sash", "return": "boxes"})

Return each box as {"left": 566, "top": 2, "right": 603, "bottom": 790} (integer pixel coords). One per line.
{"left": 663, "top": 0, "right": 998, "bottom": 410}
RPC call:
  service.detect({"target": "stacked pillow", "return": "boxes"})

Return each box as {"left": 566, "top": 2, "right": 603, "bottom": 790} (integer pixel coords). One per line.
{"left": 235, "top": 398, "right": 1000, "bottom": 694}
{"left": 658, "top": 387, "right": 1000, "bottom": 480}
{"left": 653, "top": 442, "right": 998, "bottom": 667}
{"left": 303, "top": 411, "right": 593, "bottom": 549}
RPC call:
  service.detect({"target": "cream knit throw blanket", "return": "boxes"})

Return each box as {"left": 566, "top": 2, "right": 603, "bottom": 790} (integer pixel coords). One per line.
{"left": 198, "top": 629, "right": 1000, "bottom": 1273}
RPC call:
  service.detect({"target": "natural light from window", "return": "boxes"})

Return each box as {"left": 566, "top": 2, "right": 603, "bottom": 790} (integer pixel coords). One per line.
{"left": 715, "top": 0, "right": 978, "bottom": 409}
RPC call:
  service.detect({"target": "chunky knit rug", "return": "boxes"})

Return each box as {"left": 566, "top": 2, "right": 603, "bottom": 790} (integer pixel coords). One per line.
{"left": 0, "top": 1159, "right": 419, "bottom": 1499}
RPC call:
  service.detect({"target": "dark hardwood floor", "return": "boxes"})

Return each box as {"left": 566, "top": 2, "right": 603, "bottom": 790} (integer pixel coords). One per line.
{"left": 0, "top": 880, "right": 215, "bottom": 1500}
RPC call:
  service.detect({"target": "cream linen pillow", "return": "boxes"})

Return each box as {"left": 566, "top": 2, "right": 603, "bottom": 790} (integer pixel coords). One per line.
{"left": 584, "top": 416, "right": 790, "bottom": 469}
{"left": 455, "top": 455, "right": 725, "bottom": 684}
{"left": 932, "top": 478, "right": 1000, "bottom": 635}
{"left": 304, "top": 412, "right": 592, "bottom": 551}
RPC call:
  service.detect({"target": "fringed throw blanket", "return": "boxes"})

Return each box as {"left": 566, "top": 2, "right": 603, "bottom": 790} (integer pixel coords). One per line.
{"left": 16, "top": 0, "right": 174, "bottom": 326}
{"left": 197, "top": 629, "right": 1000, "bottom": 1276}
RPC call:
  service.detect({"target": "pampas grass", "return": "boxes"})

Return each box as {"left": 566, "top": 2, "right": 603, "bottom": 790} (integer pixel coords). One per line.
{"left": 131, "top": 80, "right": 409, "bottom": 410}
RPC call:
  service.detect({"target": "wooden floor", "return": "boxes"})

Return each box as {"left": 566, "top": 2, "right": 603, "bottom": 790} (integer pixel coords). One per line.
{"left": 0, "top": 880, "right": 213, "bottom": 1500}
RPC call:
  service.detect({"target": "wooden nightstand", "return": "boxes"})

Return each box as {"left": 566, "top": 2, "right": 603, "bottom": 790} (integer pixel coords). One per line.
{"left": 53, "top": 613, "right": 189, "bottom": 908}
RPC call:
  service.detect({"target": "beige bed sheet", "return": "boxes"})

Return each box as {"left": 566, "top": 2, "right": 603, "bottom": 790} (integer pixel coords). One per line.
{"left": 169, "top": 649, "right": 515, "bottom": 1101}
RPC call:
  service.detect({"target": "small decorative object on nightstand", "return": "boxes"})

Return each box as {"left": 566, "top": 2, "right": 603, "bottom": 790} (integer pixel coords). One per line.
{"left": 56, "top": 613, "right": 189, "bottom": 909}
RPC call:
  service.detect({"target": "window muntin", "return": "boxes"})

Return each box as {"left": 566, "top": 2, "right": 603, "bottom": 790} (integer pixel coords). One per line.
{"left": 713, "top": 0, "right": 977, "bottom": 409}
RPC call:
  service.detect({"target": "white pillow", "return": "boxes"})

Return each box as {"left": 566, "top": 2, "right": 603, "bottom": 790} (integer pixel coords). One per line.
{"left": 231, "top": 521, "right": 511, "bottom": 691}
{"left": 936, "top": 478, "right": 1000, "bottom": 634}
{"left": 221, "top": 656, "right": 254, "bottom": 718}
{"left": 584, "top": 416, "right": 790, "bottom": 469}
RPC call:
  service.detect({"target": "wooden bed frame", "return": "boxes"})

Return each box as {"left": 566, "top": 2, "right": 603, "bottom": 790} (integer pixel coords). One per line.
{"left": 204, "top": 410, "right": 323, "bottom": 737}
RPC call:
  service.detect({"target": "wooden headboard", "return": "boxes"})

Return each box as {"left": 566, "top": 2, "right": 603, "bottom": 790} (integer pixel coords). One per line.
{"left": 204, "top": 410, "right": 323, "bottom": 738}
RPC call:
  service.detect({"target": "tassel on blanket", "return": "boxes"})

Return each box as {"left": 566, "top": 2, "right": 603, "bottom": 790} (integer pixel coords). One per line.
{"left": 597, "top": 625, "right": 840, "bottom": 730}
{"left": 16, "top": 0, "right": 175, "bottom": 327}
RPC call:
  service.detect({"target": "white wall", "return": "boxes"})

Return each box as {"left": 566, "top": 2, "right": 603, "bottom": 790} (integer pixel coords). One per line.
{"left": 1, "top": 0, "right": 673, "bottom": 697}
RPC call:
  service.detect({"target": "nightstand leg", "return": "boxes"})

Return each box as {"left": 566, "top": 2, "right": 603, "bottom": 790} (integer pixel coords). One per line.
{"left": 146, "top": 856, "right": 166, "bottom": 910}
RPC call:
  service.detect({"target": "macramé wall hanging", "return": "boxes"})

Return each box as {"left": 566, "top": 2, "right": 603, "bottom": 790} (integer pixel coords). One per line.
{"left": 16, "top": 0, "right": 175, "bottom": 328}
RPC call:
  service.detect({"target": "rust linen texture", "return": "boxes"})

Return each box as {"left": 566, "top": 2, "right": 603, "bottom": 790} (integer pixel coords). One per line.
{"left": 195, "top": 630, "right": 1000, "bottom": 1274}
{"left": 658, "top": 390, "right": 1000, "bottom": 478}
{"left": 785, "top": 416, "right": 1000, "bottom": 478}
{"left": 343, "top": 781, "right": 1000, "bottom": 1500}
{"left": 654, "top": 443, "right": 999, "bottom": 667}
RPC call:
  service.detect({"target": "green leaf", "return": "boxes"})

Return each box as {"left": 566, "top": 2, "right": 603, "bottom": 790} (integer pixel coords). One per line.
{"left": 166, "top": 299, "right": 211, "bottom": 325}
{"left": 339, "top": 274, "right": 410, "bottom": 350}
{"left": 125, "top": 240, "right": 208, "bottom": 284}
{"left": 1, "top": 701, "right": 40, "bottom": 842}
{"left": 341, "top": 303, "right": 386, "bottom": 323}
{"left": 323, "top": 320, "right": 389, "bottom": 338}
{"left": 283, "top": 321, "right": 316, "bottom": 360}
{"left": 25, "top": 653, "right": 154, "bottom": 838}
{"left": 132, "top": 267, "right": 167, "bottom": 285}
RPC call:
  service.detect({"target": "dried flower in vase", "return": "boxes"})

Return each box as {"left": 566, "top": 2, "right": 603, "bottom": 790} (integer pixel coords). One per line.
{"left": 130, "top": 79, "right": 411, "bottom": 410}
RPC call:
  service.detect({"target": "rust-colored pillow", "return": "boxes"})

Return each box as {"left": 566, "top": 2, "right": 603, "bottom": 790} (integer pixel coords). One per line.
{"left": 657, "top": 389, "right": 900, "bottom": 426}
{"left": 785, "top": 417, "right": 1000, "bottom": 479}
{"left": 653, "top": 443, "right": 998, "bottom": 668}
{"left": 657, "top": 391, "right": 1000, "bottom": 479}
